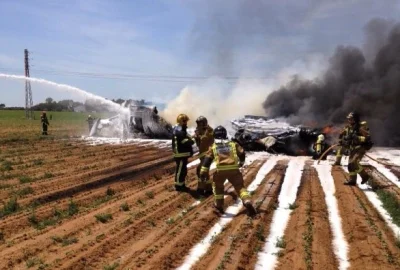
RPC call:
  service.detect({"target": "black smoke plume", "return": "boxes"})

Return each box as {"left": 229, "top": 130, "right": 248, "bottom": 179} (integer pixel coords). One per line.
{"left": 263, "top": 18, "right": 400, "bottom": 146}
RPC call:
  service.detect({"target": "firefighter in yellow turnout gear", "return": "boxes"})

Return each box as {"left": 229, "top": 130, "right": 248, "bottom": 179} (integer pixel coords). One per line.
{"left": 193, "top": 116, "right": 214, "bottom": 196}
{"left": 313, "top": 134, "right": 328, "bottom": 160}
{"left": 335, "top": 112, "right": 373, "bottom": 185}
{"left": 200, "top": 125, "right": 256, "bottom": 216}
{"left": 172, "top": 114, "right": 195, "bottom": 191}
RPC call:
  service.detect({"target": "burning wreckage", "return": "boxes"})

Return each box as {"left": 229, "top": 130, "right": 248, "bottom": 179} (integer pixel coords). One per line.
{"left": 230, "top": 115, "right": 333, "bottom": 158}
{"left": 90, "top": 110, "right": 332, "bottom": 157}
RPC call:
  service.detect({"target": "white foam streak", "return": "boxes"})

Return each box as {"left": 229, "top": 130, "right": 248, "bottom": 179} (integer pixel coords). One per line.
{"left": 177, "top": 157, "right": 278, "bottom": 270}
{"left": 255, "top": 158, "right": 306, "bottom": 270}
{"left": 314, "top": 160, "right": 350, "bottom": 270}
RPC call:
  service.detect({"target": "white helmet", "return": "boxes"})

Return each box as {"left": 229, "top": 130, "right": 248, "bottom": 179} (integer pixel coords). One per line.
{"left": 318, "top": 134, "right": 325, "bottom": 141}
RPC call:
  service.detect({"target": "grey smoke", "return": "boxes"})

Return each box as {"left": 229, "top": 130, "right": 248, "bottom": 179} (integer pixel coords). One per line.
{"left": 188, "top": 0, "right": 294, "bottom": 76}
{"left": 263, "top": 19, "right": 400, "bottom": 146}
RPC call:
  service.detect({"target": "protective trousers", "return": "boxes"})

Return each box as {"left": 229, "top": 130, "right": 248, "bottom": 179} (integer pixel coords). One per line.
{"left": 212, "top": 169, "right": 251, "bottom": 209}
{"left": 174, "top": 157, "right": 188, "bottom": 187}
{"left": 347, "top": 147, "right": 369, "bottom": 184}
{"left": 42, "top": 123, "right": 48, "bottom": 135}
{"left": 335, "top": 146, "right": 343, "bottom": 165}
{"left": 196, "top": 157, "right": 212, "bottom": 192}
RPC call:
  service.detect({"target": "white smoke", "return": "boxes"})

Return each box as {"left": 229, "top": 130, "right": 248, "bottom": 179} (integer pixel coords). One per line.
{"left": 161, "top": 54, "right": 327, "bottom": 128}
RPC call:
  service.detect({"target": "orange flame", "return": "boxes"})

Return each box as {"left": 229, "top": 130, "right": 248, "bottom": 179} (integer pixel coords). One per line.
{"left": 321, "top": 125, "right": 342, "bottom": 136}
{"left": 296, "top": 149, "right": 307, "bottom": 155}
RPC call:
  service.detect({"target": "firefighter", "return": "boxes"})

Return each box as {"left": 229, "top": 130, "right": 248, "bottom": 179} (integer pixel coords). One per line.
{"left": 200, "top": 125, "right": 256, "bottom": 216}
{"left": 193, "top": 116, "right": 214, "bottom": 196}
{"left": 336, "top": 111, "right": 373, "bottom": 185}
{"left": 313, "top": 134, "right": 327, "bottom": 160}
{"left": 87, "top": 115, "right": 95, "bottom": 133}
{"left": 172, "top": 114, "right": 195, "bottom": 191}
{"left": 41, "top": 111, "right": 50, "bottom": 135}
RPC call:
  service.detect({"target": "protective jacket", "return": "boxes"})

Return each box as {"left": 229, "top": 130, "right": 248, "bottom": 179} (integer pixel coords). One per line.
{"left": 193, "top": 125, "right": 214, "bottom": 158}
{"left": 338, "top": 121, "right": 373, "bottom": 150}
{"left": 201, "top": 140, "right": 245, "bottom": 173}
{"left": 172, "top": 125, "right": 194, "bottom": 158}
{"left": 313, "top": 135, "right": 327, "bottom": 154}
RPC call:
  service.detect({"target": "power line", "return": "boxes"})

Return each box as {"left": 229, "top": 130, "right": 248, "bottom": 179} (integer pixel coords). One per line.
{"left": 0, "top": 67, "right": 269, "bottom": 83}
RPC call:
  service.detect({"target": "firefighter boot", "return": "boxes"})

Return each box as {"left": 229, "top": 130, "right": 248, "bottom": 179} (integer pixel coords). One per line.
{"left": 197, "top": 178, "right": 205, "bottom": 194}
{"left": 243, "top": 199, "right": 257, "bottom": 216}
{"left": 175, "top": 185, "right": 189, "bottom": 192}
{"left": 204, "top": 182, "right": 213, "bottom": 197}
{"left": 360, "top": 170, "right": 371, "bottom": 185}
{"left": 213, "top": 199, "right": 224, "bottom": 214}
{"left": 344, "top": 175, "right": 357, "bottom": 186}
{"left": 196, "top": 188, "right": 205, "bottom": 197}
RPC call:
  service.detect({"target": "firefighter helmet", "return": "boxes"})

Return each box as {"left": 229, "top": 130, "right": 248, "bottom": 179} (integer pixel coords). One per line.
{"left": 214, "top": 125, "right": 227, "bottom": 139}
{"left": 196, "top": 116, "right": 208, "bottom": 126}
{"left": 346, "top": 111, "right": 360, "bottom": 122}
{"left": 177, "top": 114, "right": 190, "bottom": 125}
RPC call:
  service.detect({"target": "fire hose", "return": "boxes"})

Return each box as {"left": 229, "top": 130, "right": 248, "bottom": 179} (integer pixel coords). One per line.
{"left": 317, "top": 144, "right": 338, "bottom": 164}
{"left": 364, "top": 153, "right": 397, "bottom": 167}
{"left": 317, "top": 144, "right": 397, "bottom": 167}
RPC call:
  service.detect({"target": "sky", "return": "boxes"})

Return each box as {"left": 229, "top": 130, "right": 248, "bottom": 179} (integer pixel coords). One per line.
{"left": 0, "top": 0, "right": 399, "bottom": 107}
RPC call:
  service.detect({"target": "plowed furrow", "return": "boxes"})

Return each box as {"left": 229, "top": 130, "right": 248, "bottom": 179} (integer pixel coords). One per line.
{"left": 332, "top": 166, "right": 400, "bottom": 269}
{"left": 22, "top": 148, "right": 164, "bottom": 189}
{"left": 23, "top": 152, "right": 173, "bottom": 205}
{"left": 388, "top": 166, "right": 400, "bottom": 180}
{"left": 119, "top": 162, "right": 265, "bottom": 270}
{"left": 0, "top": 148, "right": 164, "bottom": 201}
{"left": 277, "top": 162, "right": 338, "bottom": 270}
{"left": 0, "top": 143, "right": 159, "bottom": 186}
{"left": 0, "top": 160, "right": 177, "bottom": 244}
{"left": 7, "top": 142, "right": 119, "bottom": 161}
{"left": 0, "top": 141, "right": 87, "bottom": 158}
{"left": 364, "top": 165, "right": 400, "bottom": 200}
{"left": 11, "top": 144, "right": 161, "bottom": 181}
{"left": 48, "top": 168, "right": 212, "bottom": 269}
{"left": 45, "top": 162, "right": 260, "bottom": 270}
{"left": 4, "top": 143, "right": 144, "bottom": 174}
{"left": 190, "top": 161, "right": 288, "bottom": 270}
{"left": 0, "top": 166, "right": 198, "bottom": 269}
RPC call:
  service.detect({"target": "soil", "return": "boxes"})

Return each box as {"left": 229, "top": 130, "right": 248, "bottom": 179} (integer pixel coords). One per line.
{"left": 0, "top": 139, "right": 399, "bottom": 270}
{"left": 277, "top": 161, "right": 338, "bottom": 270}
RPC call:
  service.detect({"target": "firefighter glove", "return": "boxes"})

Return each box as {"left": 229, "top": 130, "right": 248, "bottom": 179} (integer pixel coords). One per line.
{"left": 200, "top": 172, "right": 209, "bottom": 182}
{"left": 351, "top": 134, "right": 359, "bottom": 144}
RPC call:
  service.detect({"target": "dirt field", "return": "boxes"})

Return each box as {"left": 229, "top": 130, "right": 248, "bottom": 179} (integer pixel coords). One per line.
{"left": 1, "top": 135, "right": 400, "bottom": 270}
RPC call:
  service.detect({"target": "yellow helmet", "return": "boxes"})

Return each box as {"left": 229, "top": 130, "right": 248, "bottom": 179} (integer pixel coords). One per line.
{"left": 177, "top": 114, "right": 190, "bottom": 125}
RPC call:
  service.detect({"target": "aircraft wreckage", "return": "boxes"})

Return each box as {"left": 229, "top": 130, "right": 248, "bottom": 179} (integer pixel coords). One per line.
{"left": 230, "top": 115, "right": 334, "bottom": 157}
{"left": 90, "top": 109, "right": 333, "bottom": 157}
{"left": 89, "top": 102, "right": 173, "bottom": 139}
